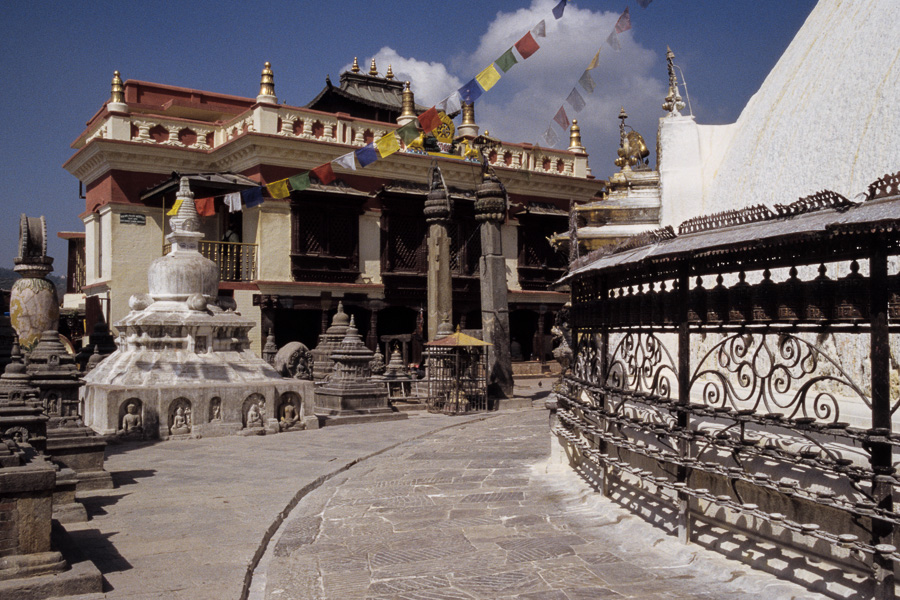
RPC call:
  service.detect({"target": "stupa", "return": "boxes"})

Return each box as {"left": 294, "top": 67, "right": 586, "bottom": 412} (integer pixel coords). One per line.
{"left": 82, "top": 178, "right": 315, "bottom": 438}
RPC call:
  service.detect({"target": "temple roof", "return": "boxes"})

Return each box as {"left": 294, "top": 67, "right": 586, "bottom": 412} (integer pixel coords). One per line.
{"left": 306, "top": 71, "right": 427, "bottom": 123}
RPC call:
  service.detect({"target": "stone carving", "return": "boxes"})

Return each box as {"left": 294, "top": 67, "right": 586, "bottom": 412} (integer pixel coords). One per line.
{"left": 370, "top": 347, "right": 386, "bottom": 375}
{"left": 121, "top": 402, "right": 143, "bottom": 436}
{"left": 210, "top": 397, "right": 222, "bottom": 421}
{"left": 278, "top": 393, "right": 303, "bottom": 431}
{"left": 246, "top": 402, "right": 263, "bottom": 428}
{"left": 169, "top": 399, "right": 192, "bottom": 436}
{"left": 274, "top": 341, "right": 313, "bottom": 380}
{"left": 10, "top": 215, "right": 59, "bottom": 352}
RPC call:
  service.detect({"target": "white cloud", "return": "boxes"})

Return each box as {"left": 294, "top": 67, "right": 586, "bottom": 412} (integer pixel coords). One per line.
{"left": 345, "top": 1, "right": 668, "bottom": 170}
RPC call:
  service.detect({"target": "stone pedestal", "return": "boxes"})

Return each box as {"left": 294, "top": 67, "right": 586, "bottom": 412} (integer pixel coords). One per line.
{"left": 475, "top": 175, "right": 513, "bottom": 399}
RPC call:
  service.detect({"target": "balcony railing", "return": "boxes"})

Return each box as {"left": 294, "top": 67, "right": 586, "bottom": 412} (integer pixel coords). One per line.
{"left": 163, "top": 241, "right": 257, "bottom": 282}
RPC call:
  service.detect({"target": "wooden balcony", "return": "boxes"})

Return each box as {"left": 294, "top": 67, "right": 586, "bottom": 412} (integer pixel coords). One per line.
{"left": 163, "top": 241, "right": 257, "bottom": 282}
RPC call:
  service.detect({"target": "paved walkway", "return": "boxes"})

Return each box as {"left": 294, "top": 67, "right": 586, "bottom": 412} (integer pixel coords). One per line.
{"left": 59, "top": 378, "right": 816, "bottom": 600}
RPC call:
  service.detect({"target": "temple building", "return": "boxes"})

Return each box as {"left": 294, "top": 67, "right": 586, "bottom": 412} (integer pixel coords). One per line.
{"left": 63, "top": 59, "right": 604, "bottom": 365}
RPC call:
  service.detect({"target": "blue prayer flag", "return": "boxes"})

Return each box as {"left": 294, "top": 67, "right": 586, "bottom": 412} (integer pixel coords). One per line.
{"left": 242, "top": 186, "right": 264, "bottom": 208}
{"left": 458, "top": 79, "right": 483, "bottom": 104}
{"left": 355, "top": 143, "right": 379, "bottom": 168}
{"left": 552, "top": 0, "right": 566, "bottom": 19}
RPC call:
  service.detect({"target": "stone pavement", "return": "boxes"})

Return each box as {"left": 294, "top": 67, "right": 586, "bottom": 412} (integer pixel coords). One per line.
{"left": 56, "top": 378, "right": 816, "bottom": 600}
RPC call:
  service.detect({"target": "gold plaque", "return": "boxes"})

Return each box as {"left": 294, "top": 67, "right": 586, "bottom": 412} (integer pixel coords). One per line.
{"left": 432, "top": 111, "right": 455, "bottom": 144}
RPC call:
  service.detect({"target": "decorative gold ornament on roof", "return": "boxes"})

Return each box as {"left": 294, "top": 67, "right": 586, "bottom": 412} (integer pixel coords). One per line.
{"left": 662, "top": 46, "right": 685, "bottom": 117}
{"left": 351, "top": 57, "right": 360, "bottom": 73}
{"left": 614, "top": 108, "right": 649, "bottom": 171}
{"left": 386, "top": 64, "right": 395, "bottom": 80}
{"left": 461, "top": 101, "right": 475, "bottom": 125}
{"left": 400, "top": 82, "right": 416, "bottom": 118}
{"left": 569, "top": 119, "right": 584, "bottom": 151}
{"left": 259, "top": 61, "right": 275, "bottom": 97}
{"left": 369, "top": 58, "right": 378, "bottom": 76}
{"left": 110, "top": 70, "right": 125, "bottom": 104}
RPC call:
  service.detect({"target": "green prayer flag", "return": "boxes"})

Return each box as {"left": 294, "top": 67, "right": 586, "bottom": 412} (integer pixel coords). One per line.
{"left": 397, "top": 121, "right": 420, "bottom": 145}
{"left": 495, "top": 48, "right": 518, "bottom": 73}
{"left": 289, "top": 172, "right": 310, "bottom": 192}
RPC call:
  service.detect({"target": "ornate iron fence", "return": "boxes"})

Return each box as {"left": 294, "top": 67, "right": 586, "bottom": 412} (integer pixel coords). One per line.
{"left": 557, "top": 172, "right": 900, "bottom": 599}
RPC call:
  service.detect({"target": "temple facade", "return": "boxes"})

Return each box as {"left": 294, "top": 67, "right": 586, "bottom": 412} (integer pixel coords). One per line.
{"left": 63, "top": 59, "right": 604, "bottom": 364}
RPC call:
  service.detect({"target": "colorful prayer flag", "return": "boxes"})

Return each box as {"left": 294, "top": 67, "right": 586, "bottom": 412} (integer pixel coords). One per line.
{"left": 578, "top": 70, "right": 595, "bottom": 94}
{"left": 606, "top": 30, "right": 621, "bottom": 51}
{"left": 266, "top": 179, "right": 290, "bottom": 199}
{"left": 553, "top": 106, "right": 569, "bottom": 131}
{"left": 195, "top": 196, "right": 216, "bottom": 217}
{"left": 375, "top": 132, "right": 400, "bottom": 158}
{"left": 552, "top": 0, "right": 566, "bottom": 20}
{"left": 224, "top": 192, "right": 242, "bottom": 212}
{"left": 242, "top": 187, "right": 264, "bottom": 208}
{"left": 355, "top": 143, "right": 379, "bottom": 167}
{"left": 418, "top": 107, "right": 441, "bottom": 133}
{"left": 289, "top": 172, "right": 310, "bottom": 192}
{"left": 437, "top": 92, "right": 462, "bottom": 115}
{"left": 615, "top": 7, "right": 632, "bottom": 33}
{"left": 166, "top": 198, "right": 183, "bottom": 216}
{"left": 333, "top": 151, "right": 357, "bottom": 171}
{"left": 458, "top": 79, "right": 483, "bottom": 104}
{"left": 495, "top": 48, "right": 518, "bottom": 73}
{"left": 311, "top": 163, "right": 336, "bottom": 185}
{"left": 514, "top": 32, "right": 540, "bottom": 60}
{"left": 587, "top": 49, "right": 601, "bottom": 70}
{"left": 542, "top": 125, "right": 559, "bottom": 147}
{"left": 637, "top": 0, "right": 652, "bottom": 7}
{"left": 476, "top": 64, "right": 501, "bottom": 91}
{"left": 566, "top": 88, "right": 586, "bottom": 112}
{"left": 396, "top": 121, "right": 420, "bottom": 145}
{"left": 532, "top": 20, "right": 546, "bottom": 38}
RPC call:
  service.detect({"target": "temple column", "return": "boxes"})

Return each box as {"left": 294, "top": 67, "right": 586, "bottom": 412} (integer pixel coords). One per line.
{"left": 476, "top": 174, "right": 513, "bottom": 399}
{"left": 424, "top": 165, "right": 453, "bottom": 341}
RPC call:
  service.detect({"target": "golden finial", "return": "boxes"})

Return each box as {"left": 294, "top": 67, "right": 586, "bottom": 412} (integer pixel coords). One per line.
{"left": 386, "top": 64, "right": 395, "bottom": 80}
{"left": 369, "top": 58, "right": 378, "bottom": 76}
{"left": 351, "top": 57, "right": 360, "bottom": 73}
{"left": 662, "top": 46, "right": 685, "bottom": 117}
{"left": 400, "top": 82, "right": 416, "bottom": 118}
{"left": 259, "top": 61, "right": 275, "bottom": 97}
{"left": 461, "top": 101, "right": 475, "bottom": 125}
{"left": 569, "top": 119, "right": 584, "bottom": 151}
{"left": 110, "top": 70, "right": 125, "bottom": 104}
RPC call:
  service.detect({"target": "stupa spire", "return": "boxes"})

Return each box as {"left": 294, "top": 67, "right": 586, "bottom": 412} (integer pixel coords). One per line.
{"left": 369, "top": 58, "right": 378, "bottom": 76}
{"left": 351, "top": 57, "right": 360, "bottom": 73}
{"left": 662, "top": 47, "right": 685, "bottom": 117}
{"left": 257, "top": 61, "right": 277, "bottom": 103}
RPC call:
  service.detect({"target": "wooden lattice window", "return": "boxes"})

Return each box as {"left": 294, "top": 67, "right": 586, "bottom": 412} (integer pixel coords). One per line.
{"left": 290, "top": 200, "right": 359, "bottom": 281}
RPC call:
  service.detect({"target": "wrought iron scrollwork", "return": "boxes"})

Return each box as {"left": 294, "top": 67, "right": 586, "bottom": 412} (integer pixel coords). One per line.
{"left": 606, "top": 332, "right": 678, "bottom": 400}
{"left": 690, "top": 333, "right": 869, "bottom": 423}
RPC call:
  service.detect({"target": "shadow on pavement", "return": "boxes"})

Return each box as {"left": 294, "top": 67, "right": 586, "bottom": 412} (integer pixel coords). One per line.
{"left": 65, "top": 528, "right": 132, "bottom": 589}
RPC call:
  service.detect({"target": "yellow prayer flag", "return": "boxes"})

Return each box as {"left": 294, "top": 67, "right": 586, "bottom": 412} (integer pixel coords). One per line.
{"left": 166, "top": 197, "right": 184, "bottom": 216}
{"left": 267, "top": 178, "right": 291, "bottom": 199}
{"left": 375, "top": 132, "right": 400, "bottom": 158}
{"left": 475, "top": 64, "right": 501, "bottom": 92}
{"left": 587, "top": 49, "right": 601, "bottom": 70}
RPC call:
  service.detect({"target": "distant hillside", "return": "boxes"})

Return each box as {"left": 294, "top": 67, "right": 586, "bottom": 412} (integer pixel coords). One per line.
{"left": 0, "top": 267, "right": 67, "bottom": 302}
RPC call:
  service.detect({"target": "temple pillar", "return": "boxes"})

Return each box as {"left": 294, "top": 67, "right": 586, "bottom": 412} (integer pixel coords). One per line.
{"left": 475, "top": 174, "right": 513, "bottom": 399}
{"left": 424, "top": 164, "right": 453, "bottom": 341}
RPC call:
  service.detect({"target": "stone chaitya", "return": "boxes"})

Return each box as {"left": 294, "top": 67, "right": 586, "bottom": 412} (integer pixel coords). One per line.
{"left": 310, "top": 303, "right": 350, "bottom": 381}
{"left": 314, "top": 316, "right": 406, "bottom": 424}
{"left": 82, "top": 178, "right": 316, "bottom": 438}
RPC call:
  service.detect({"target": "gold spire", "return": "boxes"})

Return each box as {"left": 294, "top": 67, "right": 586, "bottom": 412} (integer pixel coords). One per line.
{"left": 351, "top": 57, "right": 360, "bottom": 73}
{"left": 461, "top": 101, "right": 475, "bottom": 125}
{"left": 569, "top": 119, "right": 584, "bottom": 151}
{"left": 369, "top": 58, "right": 378, "bottom": 76}
{"left": 400, "top": 82, "right": 416, "bottom": 118}
{"left": 259, "top": 61, "right": 275, "bottom": 97}
{"left": 662, "top": 46, "right": 685, "bottom": 116}
{"left": 110, "top": 70, "right": 124, "bottom": 104}
{"left": 386, "top": 64, "right": 395, "bottom": 80}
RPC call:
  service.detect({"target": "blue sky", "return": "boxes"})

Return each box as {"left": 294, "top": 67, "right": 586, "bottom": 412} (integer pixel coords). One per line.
{"left": 0, "top": 0, "right": 817, "bottom": 271}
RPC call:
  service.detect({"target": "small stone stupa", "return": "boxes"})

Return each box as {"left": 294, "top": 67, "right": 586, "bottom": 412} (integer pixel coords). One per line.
{"left": 82, "top": 178, "right": 315, "bottom": 438}
{"left": 314, "top": 316, "right": 406, "bottom": 425}
{"left": 310, "top": 302, "right": 350, "bottom": 381}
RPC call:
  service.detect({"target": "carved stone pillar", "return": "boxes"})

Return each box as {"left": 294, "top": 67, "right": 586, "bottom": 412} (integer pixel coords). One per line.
{"left": 424, "top": 164, "right": 453, "bottom": 341}
{"left": 475, "top": 174, "right": 513, "bottom": 399}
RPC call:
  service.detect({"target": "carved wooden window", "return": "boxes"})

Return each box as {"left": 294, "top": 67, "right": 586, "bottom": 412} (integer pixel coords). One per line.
{"left": 383, "top": 213, "right": 426, "bottom": 273}
{"left": 290, "top": 200, "right": 359, "bottom": 282}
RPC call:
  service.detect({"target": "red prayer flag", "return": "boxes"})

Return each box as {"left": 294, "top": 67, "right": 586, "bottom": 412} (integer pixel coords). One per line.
{"left": 195, "top": 196, "right": 216, "bottom": 217}
{"left": 514, "top": 32, "right": 540, "bottom": 60}
{"left": 615, "top": 7, "right": 632, "bottom": 33}
{"left": 418, "top": 107, "right": 441, "bottom": 133}
{"left": 311, "top": 163, "right": 336, "bottom": 185}
{"left": 553, "top": 106, "right": 569, "bottom": 131}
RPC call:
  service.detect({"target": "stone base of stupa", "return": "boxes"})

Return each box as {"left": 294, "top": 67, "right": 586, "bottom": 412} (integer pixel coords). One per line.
{"left": 314, "top": 384, "right": 407, "bottom": 426}
{"left": 46, "top": 427, "right": 112, "bottom": 492}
